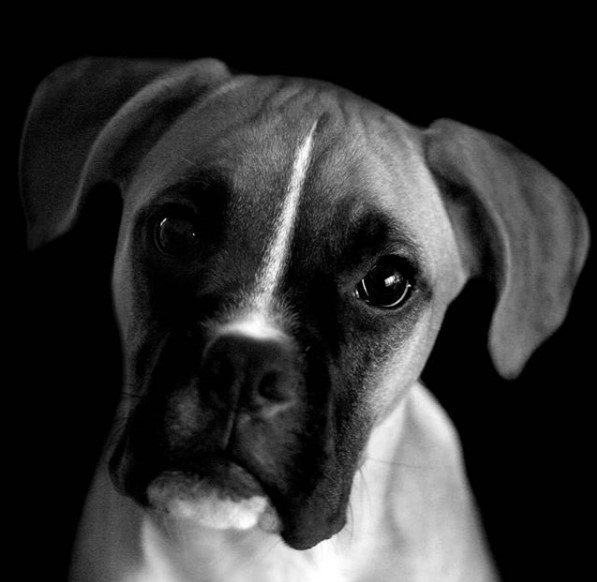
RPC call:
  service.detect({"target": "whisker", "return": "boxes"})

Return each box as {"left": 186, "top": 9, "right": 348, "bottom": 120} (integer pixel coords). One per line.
{"left": 180, "top": 155, "right": 199, "bottom": 168}
{"left": 254, "top": 535, "right": 284, "bottom": 563}
{"left": 363, "top": 456, "right": 447, "bottom": 470}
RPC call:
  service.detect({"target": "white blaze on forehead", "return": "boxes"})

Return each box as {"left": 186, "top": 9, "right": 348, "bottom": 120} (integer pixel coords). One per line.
{"left": 252, "top": 121, "right": 318, "bottom": 311}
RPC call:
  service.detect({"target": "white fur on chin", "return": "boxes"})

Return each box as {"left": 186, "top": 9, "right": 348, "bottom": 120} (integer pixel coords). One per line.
{"left": 147, "top": 472, "right": 280, "bottom": 533}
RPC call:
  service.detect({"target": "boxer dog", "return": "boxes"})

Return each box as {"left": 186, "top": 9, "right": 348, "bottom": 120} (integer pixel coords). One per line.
{"left": 20, "top": 58, "right": 589, "bottom": 581}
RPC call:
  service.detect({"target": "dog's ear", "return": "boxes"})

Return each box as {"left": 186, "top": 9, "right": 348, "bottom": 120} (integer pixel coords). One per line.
{"left": 20, "top": 57, "right": 232, "bottom": 249}
{"left": 423, "top": 119, "right": 590, "bottom": 378}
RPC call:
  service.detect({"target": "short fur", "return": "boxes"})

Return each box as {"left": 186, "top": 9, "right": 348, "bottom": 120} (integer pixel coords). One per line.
{"left": 20, "top": 58, "right": 589, "bottom": 582}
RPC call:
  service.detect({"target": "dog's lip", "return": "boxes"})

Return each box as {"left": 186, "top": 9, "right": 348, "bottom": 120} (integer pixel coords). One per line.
{"left": 118, "top": 449, "right": 346, "bottom": 549}
{"left": 150, "top": 457, "right": 267, "bottom": 501}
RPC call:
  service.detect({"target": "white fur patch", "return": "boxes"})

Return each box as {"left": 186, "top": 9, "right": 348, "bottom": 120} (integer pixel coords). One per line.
{"left": 252, "top": 121, "right": 317, "bottom": 311}
{"left": 147, "top": 472, "right": 280, "bottom": 533}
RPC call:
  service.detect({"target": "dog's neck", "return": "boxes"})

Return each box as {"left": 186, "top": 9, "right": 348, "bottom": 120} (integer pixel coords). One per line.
{"left": 70, "top": 383, "right": 499, "bottom": 582}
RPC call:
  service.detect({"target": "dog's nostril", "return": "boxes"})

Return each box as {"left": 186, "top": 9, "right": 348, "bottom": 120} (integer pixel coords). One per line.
{"left": 258, "top": 371, "right": 287, "bottom": 402}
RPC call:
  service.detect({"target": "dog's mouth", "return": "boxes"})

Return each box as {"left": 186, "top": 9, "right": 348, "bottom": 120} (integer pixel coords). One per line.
{"left": 111, "top": 327, "right": 358, "bottom": 549}
{"left": 112, "top": 417, "right": 354, "bottom": 549}
{"left": 145, "top": 458, "right": 281, "bottom": 533}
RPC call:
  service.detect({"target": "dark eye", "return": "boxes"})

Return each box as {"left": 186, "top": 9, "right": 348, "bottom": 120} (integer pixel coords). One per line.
{"left": 154, "top": 214, "right": 199, "bottom": 257}
{"left": 355, "top": 257, "right": 413, "bottom": 309}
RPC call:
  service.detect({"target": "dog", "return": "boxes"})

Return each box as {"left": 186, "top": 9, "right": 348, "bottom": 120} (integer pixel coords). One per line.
{"left": 19, "top": 58, "right": 589, "bottom": 582}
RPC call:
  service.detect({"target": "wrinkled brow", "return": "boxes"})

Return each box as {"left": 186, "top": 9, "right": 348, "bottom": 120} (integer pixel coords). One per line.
{"left": 154, "top": 169, "right": 232, "bottom": 204}
{"left": 330, "top": 204, "right": 426, "bottom": 276}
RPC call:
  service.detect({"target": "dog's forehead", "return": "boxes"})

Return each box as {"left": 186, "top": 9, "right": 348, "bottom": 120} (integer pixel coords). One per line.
{"left": 130, "top": 76, "right": 462, "bottom": 287}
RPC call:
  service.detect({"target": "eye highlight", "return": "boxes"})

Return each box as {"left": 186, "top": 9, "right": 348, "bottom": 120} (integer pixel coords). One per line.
{"left": 154, "top": 212, "right": 199, "bottom": 257}
{"left": 354, "top": 256, "right": 413, "bottom": 309}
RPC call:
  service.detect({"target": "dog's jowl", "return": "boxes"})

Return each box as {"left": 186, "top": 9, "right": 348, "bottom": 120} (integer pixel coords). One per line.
{"left": 20, "top": 58, "right": 589, "bottom": 582}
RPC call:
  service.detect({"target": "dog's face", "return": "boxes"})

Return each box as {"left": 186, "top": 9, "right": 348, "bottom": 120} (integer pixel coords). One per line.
{"left": 20, "top": 59, "right": 588, "bottom": 553}
{"left": 108, "top": 78, "right": 465, "bottom": 549}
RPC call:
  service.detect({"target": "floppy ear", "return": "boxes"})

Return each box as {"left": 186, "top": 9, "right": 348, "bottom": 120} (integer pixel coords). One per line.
{"left": 424, "top": 119, "right": 590, "bottom": 378}
{"left": 19, "top": 57, "right": 232, "bottom": 249}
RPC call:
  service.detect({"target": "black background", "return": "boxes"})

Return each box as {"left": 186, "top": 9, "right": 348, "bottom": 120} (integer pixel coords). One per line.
{"left": 9, "top": 16, "right": 594, "bottom": 581}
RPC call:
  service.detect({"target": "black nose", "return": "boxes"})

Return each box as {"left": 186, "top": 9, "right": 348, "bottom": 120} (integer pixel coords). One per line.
{"left": 200, "top": 332, "right": 299, "bottom": 417}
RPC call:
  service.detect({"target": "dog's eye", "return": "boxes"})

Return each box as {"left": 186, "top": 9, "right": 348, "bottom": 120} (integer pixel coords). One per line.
{"left": 354, "top": 257, "right": 413, "bottom": 309}
{"left": 154, "top": 214, "right": 199, "bottom": 256}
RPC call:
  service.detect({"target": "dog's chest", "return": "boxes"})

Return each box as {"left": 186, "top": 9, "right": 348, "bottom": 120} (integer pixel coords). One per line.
{"left": 137, "top": 521, "right": 351, "bottom": 582}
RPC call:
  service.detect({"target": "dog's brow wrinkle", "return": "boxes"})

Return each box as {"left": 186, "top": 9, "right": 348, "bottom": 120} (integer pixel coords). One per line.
{"left": 146, "top": 172, "right": 231, "bottom": 220}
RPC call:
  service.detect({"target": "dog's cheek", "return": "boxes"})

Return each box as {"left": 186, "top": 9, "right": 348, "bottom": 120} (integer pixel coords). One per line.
{"left": 111, "top": 238, "right": 192, "bottom": 378}
{"left": 339, "top": 304, "right": 436, "bottom": 430}
{"left": 111, "top": 244, "right": 133, "bottom": 336}
{"left": 110, "top": 235, "right": 155, "bottom": 350}
{"left": 364, "top": 311, "right": 436, "bottom": 422}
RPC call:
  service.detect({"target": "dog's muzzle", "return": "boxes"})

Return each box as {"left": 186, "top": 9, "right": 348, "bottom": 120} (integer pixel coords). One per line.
{"left": 143, "top": 331, "right": 299, "bottom": 533}
{"left": 110, "top": 327, "right": 328, "bottom": 540}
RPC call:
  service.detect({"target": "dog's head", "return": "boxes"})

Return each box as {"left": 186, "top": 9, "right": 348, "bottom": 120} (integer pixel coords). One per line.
{"left": 20, "top": 58, "right": 589, "bottom": 549}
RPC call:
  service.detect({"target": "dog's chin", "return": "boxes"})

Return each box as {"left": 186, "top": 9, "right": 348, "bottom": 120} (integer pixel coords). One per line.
{"left": 146, "top": 471, "right": 281, "bottom": 534}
